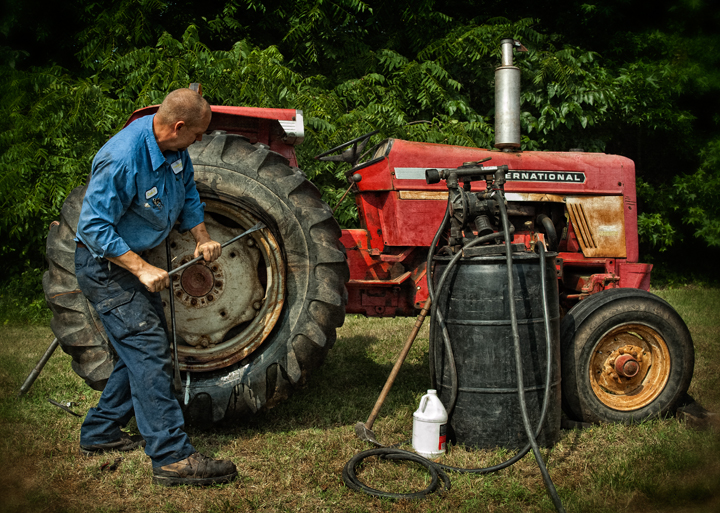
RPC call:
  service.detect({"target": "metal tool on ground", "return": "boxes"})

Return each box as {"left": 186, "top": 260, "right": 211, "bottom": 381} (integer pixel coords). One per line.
{"left": 17, "top": 338, "right": 59, "bottom": 397}
{"left": 167, "top": 222, "right": 265, "bottom": 277}
{"left": 166, "top": 239, "right": 183, "bottom": 393}
{"left": 100, "top": 457, "right": 123, "bottom": 472}
{"left": 48, "top": 398, "right": 82, "bottom": 417}
{"left": 354, "top": 297, "right": 432, "bottom": 447}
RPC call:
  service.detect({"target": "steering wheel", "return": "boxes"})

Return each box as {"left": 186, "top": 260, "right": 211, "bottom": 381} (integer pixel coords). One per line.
{"left": 314, "top": 130, "right": 379, "bottom": 168}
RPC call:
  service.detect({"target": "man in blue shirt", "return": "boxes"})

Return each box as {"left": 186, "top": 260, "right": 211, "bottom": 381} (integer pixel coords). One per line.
{"left": 74, "top": 88, "right": 237, "bottom": 486}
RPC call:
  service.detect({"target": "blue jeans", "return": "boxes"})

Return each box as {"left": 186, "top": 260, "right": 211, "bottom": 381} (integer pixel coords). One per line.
{"left": 75, "top": 246, "right": 195, "bottom": 467}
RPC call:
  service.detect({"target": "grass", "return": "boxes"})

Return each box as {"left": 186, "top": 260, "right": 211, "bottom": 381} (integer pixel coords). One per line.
{"left": 0, "top": 287, "right": 719, "bottom": 512}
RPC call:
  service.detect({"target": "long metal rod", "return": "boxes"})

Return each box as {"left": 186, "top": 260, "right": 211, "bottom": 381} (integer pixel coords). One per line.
{"left": 168, "top": 222, "right": 265, "bottom": 277}
{"left": 166, "top": 239, "right": 183, "bottom": 393}
{"left": 366, "top": 297, "right": 432, "bottom": 430}
{"left": 18, "top": 338, "right": 59, "bottom": 397}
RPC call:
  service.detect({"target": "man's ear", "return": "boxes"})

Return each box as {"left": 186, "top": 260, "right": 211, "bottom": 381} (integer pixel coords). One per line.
{"left": 172, "top": 120, "right": 185, "bottom": 135}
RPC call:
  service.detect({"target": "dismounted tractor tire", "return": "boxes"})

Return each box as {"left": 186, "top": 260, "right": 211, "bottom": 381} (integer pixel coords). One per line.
{"left": 43, "top": 186, "right": 116, "bottom": 391}
{"left": 561, "top": 288, "right": 694, "bottom": 424}
{"left": 43, "top": 133, "right": 349, "bottom": 424}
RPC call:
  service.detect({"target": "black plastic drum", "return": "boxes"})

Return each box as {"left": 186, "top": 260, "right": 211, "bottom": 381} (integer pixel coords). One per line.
{"left": 431, "top": 251, "right": 561, "bottom": 449}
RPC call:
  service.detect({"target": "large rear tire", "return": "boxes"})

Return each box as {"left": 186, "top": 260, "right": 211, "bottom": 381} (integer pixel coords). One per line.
{"left": 561, "top": 288, "right": 694, "bottom": 423}
{"left": 43, "top": 133, "right": 349, "bottom": 424}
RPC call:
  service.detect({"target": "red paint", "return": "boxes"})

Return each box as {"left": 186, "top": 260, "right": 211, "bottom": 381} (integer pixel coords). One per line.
{"left": 615, "top": 354, "right": 640, "bottom": 378}
{"left": 124, "top": 105, "right": 300, "bottom": 166}
{"left": 126, "top": 102, "right": 652, "bottom": 316}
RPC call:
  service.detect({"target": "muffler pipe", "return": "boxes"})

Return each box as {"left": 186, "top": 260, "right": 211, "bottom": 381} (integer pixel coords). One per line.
{"left": 494, "top": 39, "right": 525, "bottom": 151}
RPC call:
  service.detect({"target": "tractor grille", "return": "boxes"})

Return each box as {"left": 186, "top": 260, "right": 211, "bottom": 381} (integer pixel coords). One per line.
{"left": 567, "top": 202, "right": 597, "bottom": 250}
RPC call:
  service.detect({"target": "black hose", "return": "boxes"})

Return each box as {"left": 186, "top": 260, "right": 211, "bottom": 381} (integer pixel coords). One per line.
{"left": 497, "top": 197, "right": 565, "bottom": 513}
{"left": 427, "top": 201, "right": 451, "bottom": 390}
{"left": 342, "top": 448, "right": 451, "bottom": 499}
{"left": 537, "top": 214, "right": 558, "bottom": 251}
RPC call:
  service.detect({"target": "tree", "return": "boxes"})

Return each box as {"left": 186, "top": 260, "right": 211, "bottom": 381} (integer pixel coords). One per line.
{"left": 1, "top": 0, "right": 719, "bottom": 282}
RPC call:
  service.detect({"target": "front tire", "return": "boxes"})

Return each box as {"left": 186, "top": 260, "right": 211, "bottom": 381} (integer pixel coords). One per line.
{"left": 561, "top": 288, "right": 694, "bottom": 423}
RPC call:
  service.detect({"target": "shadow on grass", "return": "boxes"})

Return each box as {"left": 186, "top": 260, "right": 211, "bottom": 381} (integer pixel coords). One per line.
{"left": 198, "top": 332, "right": 432, "bottom": 438}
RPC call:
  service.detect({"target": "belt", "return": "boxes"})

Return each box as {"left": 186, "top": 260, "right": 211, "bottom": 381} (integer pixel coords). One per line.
{"left": 76, "top": 241, "right": 87, "bottom": 249}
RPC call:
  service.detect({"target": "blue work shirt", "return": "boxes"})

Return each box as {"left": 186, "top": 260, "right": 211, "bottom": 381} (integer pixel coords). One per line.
{"left": 76, "top": 114, "right": 205, "bottom": 259}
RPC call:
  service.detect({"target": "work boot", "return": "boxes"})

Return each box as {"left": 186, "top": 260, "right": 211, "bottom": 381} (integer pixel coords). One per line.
{"left": 80, "top": 432, "right": 145, "bottom": 456}
{"left": 152, "top": 452, "right": 238, "bottom": 487}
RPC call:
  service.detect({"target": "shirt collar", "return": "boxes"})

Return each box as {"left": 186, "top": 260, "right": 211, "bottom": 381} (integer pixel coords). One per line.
{"left": 144, "top": 114, "right": 167, "bottom": 172}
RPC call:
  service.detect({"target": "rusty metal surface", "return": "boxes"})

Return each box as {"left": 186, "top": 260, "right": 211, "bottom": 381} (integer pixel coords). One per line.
{"left": 566, "top": 196, "right": 627, "bottom": 258}
{"left": 589, "top": 324, "right": 671, "bottom": 411}
{"left": 180, "top": 263, "right": 216, "bottom": 298}
{"left": 145, "top": 199, "right": 285, "bottom": 371}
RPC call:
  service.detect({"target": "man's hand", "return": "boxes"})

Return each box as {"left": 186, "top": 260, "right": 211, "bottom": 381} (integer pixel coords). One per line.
{"left": 107, "top": 251, "right": 170, "bottom": 292}
{"left": 136, "top": 264, "right": 170, "bottom": 293}
{"left": 190, "top": 222, "right": 222, "bottom": 262}
{"left": 194, "top": 240, "right": 222, "bottom": 262}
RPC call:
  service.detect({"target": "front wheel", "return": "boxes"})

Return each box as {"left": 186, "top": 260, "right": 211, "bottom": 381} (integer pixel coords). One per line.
{"left": 561, "top": 288, "right": 694, "bottom": 423}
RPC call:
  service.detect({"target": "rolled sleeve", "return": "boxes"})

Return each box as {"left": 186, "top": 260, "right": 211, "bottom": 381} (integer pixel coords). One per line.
{"left": 76, "top": 155, "right": 134, "bottom": 258}
{"left": 177, "top": 157, "right": 205, "bottom": 232}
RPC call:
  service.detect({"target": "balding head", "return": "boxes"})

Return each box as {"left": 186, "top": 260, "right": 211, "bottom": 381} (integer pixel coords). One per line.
{"left": 156, "top": 88, "right": 211, "bottom": 129}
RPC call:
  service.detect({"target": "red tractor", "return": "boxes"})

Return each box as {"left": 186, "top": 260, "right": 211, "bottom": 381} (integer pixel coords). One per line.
{"left": 44, "top": 41, "right": 693, "bottom": 426}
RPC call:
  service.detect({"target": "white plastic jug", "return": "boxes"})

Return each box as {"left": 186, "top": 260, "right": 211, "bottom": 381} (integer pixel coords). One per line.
{"left": 412, "top": 389, "right": 448, "bottom": 459}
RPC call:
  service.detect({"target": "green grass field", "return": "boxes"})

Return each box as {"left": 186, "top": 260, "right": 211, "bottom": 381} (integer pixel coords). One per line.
{"left": 1, "top": 287, "right": 719, "bottom": 512}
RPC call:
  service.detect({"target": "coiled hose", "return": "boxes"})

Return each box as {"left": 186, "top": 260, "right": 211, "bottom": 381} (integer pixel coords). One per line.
{"left": 343, "top": 190, "right": 565, "bottom": 511}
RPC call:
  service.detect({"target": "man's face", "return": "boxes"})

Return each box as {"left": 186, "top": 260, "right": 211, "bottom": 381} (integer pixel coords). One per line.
{"left": 171, "top": 112, "right": 212, "bottom": 152}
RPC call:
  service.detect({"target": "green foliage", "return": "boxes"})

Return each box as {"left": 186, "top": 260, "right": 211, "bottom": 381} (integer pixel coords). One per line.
{"left": 673, "top": 138, "right": 720, "bottom": 247}
{"left": 0, "top": 0, "right": 719, "bottom": 279}
{"left": 637, "top": 212, "right": 677, "bottom": 252}
{"left": 0, "top": 267, "right": 51, "bottom": 325}
{"left": 0, "top": 66, "right": 128, "bottom": 273}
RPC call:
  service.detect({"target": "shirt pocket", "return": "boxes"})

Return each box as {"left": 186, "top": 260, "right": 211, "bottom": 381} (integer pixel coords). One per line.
{"left": 129, "top": 193, "right": 167, "bottom": 230}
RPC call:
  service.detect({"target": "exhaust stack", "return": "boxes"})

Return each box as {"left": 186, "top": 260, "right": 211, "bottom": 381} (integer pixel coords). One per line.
{"left": 494, "top": 39, "right": 526, "bottom": 151}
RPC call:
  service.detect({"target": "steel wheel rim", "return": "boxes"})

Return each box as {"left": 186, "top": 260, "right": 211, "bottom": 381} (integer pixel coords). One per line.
{"left": 588, "top": 323, "right": 671, "bottom": 411}
{"left": 148, "top": 198, "right": 286, "bottom": 372}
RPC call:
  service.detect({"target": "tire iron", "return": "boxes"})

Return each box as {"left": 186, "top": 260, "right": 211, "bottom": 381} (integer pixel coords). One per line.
{"left": 166, "top": 239, "right": 183, "bottom": 393}
{"left": 17, "top": 338, "right": 60, "bottom": 397}
{"left": 168, "top": 222, "right": 265, "bottom": 277}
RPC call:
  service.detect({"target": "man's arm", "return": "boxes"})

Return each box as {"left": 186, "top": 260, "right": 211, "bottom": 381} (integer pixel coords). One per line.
{"left": 107, "top": 251, "right": 170, "bottom": 293}
{"left": 108, "top": 223, "right": 221, "bottom": 293}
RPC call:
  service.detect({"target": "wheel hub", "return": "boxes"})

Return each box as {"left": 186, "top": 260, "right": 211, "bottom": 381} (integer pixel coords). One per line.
{"left": 614, "top": 353, "right": 640, "bottom": 378}
{"left": 589, "top": 324, "right": 671, "bottom": 411}
{"left": 181, "top": 263, "right": 216, "bottom": 297}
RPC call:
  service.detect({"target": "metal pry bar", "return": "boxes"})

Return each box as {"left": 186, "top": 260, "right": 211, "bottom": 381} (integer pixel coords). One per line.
{"left": 168, "top": 222, "right": 265, "bottom": 277}
{"left": 18, "top": 338, "right": 59, "bottom": 397}
{"left": 166, "top": 238, "right": 183, "bottom": 393}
